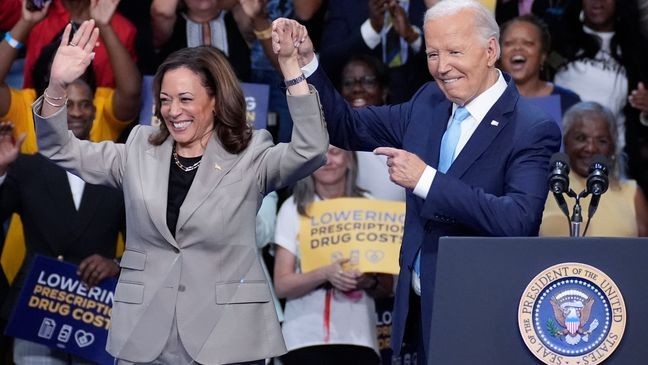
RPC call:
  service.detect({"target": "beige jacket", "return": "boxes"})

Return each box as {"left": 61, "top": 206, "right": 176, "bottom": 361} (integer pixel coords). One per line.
{"left": 33, "top": 90, "right": 328, "bottom": 364}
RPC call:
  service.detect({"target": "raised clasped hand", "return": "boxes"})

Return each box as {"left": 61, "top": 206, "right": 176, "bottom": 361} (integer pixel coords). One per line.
{"left": 271, "top": 18, "right": 314, "bottom": 64}
{"left": 48, "top": 20, "right": 100, "bottom": 88}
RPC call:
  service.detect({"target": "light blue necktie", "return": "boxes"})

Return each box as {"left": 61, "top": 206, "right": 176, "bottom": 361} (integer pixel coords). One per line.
{"left": 414, "top": 106, "right": 471, "bottom": 277}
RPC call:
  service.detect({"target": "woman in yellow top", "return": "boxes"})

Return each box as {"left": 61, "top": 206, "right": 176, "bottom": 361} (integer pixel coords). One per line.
{"left": 540, "top": 101, "right": 648, "bottom": 237}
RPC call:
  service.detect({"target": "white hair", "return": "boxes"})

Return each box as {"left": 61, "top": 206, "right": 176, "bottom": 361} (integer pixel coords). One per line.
{"left": 424, "top": 0, "right": 500, "bottom": 58}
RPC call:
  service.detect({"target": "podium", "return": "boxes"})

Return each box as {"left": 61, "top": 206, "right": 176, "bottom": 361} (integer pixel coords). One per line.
{"left": 427, "top": 237, "right": 648, "bottom": 364}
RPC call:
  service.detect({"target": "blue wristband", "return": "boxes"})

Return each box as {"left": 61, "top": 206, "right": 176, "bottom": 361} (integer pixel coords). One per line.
{"left": 4, "top": 32, "right": 24, "bottom": 50}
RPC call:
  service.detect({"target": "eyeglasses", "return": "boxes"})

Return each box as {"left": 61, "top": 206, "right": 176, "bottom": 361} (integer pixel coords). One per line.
{"left": 341, "top": 75, "right": 378, "bottom": 89}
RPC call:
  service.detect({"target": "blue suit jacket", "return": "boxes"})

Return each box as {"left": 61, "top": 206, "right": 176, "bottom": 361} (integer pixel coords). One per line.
{"left": 308, "top": 67, "right": 561, "bottom": 356}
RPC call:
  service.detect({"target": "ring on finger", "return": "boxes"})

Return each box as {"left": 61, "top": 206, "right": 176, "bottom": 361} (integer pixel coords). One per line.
{"left": 69, "top": 41, "right": 78, "bottom": 47}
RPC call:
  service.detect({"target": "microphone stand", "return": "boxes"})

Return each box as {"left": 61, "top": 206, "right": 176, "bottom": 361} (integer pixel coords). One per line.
{"left": 566, "top": 189, "right": 591, "bottom": 237}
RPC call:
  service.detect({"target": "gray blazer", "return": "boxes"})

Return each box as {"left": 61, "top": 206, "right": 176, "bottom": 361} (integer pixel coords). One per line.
{"left": 33, "top": 90, "right": 328, "bottom": 364}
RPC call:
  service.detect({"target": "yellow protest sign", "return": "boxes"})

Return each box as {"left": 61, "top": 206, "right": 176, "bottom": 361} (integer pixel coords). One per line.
{"left": 299, "top": 198, "right": 405, "bottom": 275}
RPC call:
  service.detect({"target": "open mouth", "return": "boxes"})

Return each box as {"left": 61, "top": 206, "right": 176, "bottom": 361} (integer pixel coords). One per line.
{"left": 350, "top": 98, "right": 367, "bottom": 108}
{"left": 508, "top": 54, "right": 527, "bottom": 70}
{"left": 170, "top": 121, "right": 192, "bottom": 130}
{"left": 442, "top": 78, "right": 460, "bottom": 84}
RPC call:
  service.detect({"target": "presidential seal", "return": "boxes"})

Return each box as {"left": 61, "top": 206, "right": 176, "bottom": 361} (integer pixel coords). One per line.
{"left": 518, "top": 263, "right": 626, "bottom": 365}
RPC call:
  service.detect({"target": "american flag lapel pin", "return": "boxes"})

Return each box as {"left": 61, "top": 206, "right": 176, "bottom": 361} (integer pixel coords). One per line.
{"left": 490, "top": 120, "right": 499, "bottom": 126}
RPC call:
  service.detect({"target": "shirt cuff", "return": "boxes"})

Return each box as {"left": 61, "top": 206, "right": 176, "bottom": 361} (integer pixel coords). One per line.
{"left": 413, "top": 165, "right": 436, "bottom": 199}
{"left": 360, "top": 19, "right": 382, "bottom": 50}
{"left": 301, "top": 56, "right": 319, "bottom": 78}
{"left": 409, "top": 26, "right": 422, "bottom": 53}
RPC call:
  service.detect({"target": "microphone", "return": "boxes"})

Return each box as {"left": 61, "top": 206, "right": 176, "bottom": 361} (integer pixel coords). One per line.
{"left": 548, "top": 152, "right": 570, "bottom": 218}
{"left": 586, "top": 155, "right": 609, "bottom": 219}
{"left": 548, "top": 153, "right": 570, "bottom": 194}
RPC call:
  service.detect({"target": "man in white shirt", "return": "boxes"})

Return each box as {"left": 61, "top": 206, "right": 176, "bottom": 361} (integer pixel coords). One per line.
{"left": 0, "top": 79, "right": 125, "bottom": 364}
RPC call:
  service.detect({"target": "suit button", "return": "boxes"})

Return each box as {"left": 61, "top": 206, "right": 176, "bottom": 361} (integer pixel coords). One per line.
{"left": 178, "top": 284, "right": 186, "bottom": 292}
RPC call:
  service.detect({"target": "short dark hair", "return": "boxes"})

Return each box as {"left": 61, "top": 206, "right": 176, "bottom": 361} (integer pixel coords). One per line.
{"left": 149, "top": 46, "right": 251, "bottom": 154}
{"left": 340, "top": 54, "right": 389, "bottom": 90}
{"left": 500, "top": 14, "right": 552, "bottom": 55}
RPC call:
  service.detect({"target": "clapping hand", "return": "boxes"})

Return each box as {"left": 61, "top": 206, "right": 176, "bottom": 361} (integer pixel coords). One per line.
{"left": 90, "top": 0, "right": 120, "bottom": 27}
{"left": 0, "top": 122, "right": 26, "bottom": 176}
{"left": 389, "top": 0, "right": 418, "bottom": 42}
{"left": 369, "top": 0, "right": 389, "bottom": 32}
{"left": 629, "top": 82, "right": 648, "bottom": 114}
{"left": 48, "top": 20, "right": 100, "bottom": 90}
{"left": 21, "top": 0, "right": 51, "bottom": 25}
{"left": 239, "top": 0, "right": 268, "bottom": 19}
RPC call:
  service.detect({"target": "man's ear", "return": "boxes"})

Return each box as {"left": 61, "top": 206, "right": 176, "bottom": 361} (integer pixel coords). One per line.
{"left": 486, "top": 37, "right": 499, "bottom": 68}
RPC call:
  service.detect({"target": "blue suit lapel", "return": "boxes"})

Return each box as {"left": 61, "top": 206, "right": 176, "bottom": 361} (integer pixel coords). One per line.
{"left": 445, "top": 77, "right": 519, "bottom": 178}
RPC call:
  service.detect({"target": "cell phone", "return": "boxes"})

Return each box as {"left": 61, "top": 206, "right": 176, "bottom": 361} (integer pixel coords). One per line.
{"left": 26, "top": 0, "right": 47, "bottom": 11}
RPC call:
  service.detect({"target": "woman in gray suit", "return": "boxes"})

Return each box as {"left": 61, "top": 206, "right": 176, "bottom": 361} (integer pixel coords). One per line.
{"left": 17, "top": 19, "right": 328, "bottom": 364}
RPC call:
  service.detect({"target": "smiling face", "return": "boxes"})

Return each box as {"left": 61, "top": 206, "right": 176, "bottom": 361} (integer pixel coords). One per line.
{"left": 564, "top": 114, "right": 614, "bottom": 178}
{"left": 583, "top": 0, "right": 615, "bottom": 32}
{"left": 341, "top": 60, "right": 385, "bottom": 108}
{"left": 500, "top": 20, "right": 546, "bottom": 86}
{"left": 424, "top": 9, "right": 499, "bottom": 106}
{"left": 313, "top": 146, "right": 351, "bottom": 187}
{"left": 65, "top": 81, "right": 95, "bottom": 140}
{"left": 159, "top": 67, "right": 216, "bottom": 153}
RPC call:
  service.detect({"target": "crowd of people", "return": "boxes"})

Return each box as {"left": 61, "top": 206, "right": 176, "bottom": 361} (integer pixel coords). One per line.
{"left": 0, "top": 0, "right": 647, "bottom": 364}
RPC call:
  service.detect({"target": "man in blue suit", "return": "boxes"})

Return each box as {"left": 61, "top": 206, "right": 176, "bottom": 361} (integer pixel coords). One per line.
{"left": 275, "top": 0, "right": 561, "bottom": 363}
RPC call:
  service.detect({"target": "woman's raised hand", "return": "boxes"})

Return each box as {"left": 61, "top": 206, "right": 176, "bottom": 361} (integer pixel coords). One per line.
{"left": 48, "top": 20, "right": 100, "bottom": 89}
{"left": 271, "top": 18, "right": 308, "bottom": 61}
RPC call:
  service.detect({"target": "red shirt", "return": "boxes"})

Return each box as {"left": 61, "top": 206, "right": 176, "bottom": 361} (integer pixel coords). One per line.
{"left": 1, "top": 0, "right": 137, "bottom": 88}
{"left": 0, "top": 0, "right": 21, "bottom": 29}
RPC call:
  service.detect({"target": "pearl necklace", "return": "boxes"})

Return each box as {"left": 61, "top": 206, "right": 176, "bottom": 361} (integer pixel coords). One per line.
{"left": 173, "top": 146, "right": 201, "bottom": 172}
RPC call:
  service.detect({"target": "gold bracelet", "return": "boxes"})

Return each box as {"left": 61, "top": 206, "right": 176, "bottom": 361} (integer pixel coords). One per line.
{"left": 44, "top": 87, "right": 66, "bottom": 100}
{"left": 253, "top": 26, "right": 273, "bottom": 40}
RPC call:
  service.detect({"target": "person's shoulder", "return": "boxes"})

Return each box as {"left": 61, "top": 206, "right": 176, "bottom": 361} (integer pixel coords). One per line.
{"left": 411, "top": 81, "right": 447, "bottom": 103}
{"left": 552, "top": 84, "right": 582, "bottom": 110}
{"left": 552, "top": 84, "right": 580, "bottom": 99}
{"left": 19, "top": 153, "right": 64, "bottom": 174}
{"left": 126, "top": 124, "right": 158, "bottom": 144}
{"left": 249, "top": 129, "right": 274, "bottom": 147}
{"left": 277, "top": 195, "right": 298, "bottom": 216}
{"left": 513, "top": 95, "right": 551, "bottom": 121}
